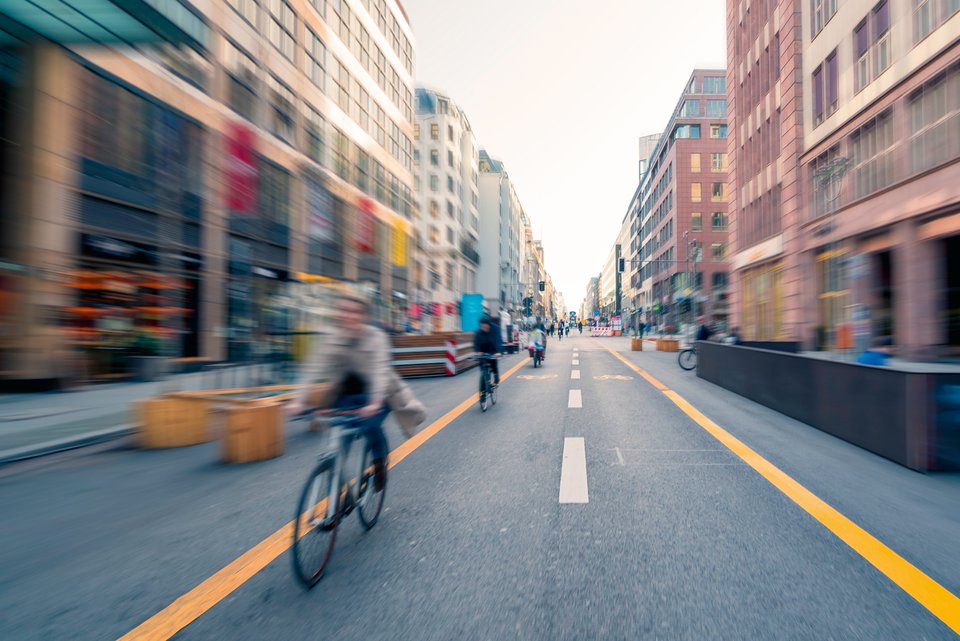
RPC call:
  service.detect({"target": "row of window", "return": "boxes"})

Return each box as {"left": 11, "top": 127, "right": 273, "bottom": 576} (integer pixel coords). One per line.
{"left": 690, "top": 152, "right": 729, "bottom": 173}
{"left": 688, "top": 76, "right": 727, "bottom": 95}
{"left": 691, "top": 212, "right": 730, "bottom": 232}
{"left": 681, "top": 99, "right": 728, "bottom": 118}
{"left": 691, "top": 182, "right": 728, "bottom": 203}
{"left": 810, "top": 61, "right": 960, "bottom": 218}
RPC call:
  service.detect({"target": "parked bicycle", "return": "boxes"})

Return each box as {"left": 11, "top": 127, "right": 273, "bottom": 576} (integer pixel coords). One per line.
{"left": 291, "top": 408, "right": 386, "bottom": 588}
{"left": 471, "top": 354, "right": 500, "bottom": 411}
{"left": 678, "top": 345, "right": 697, "bottom": 371}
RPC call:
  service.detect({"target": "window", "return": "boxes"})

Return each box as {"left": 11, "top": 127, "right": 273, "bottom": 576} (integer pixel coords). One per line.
{"left": 266, "top": 0, "right": 296, "bottom": 61}
{"left": 810, "top": 145, "right": 843, "bottom": 218}
{"left": 448, "top": 150, "right": 454, "bottom": 167}
{"left": 711, "top": 212, "right": 728, "bottom": 231}
{"left": 909, "top": 69, "right": 960, "bottom": 174}
{"left": 305, "top": 29, "right": 326, "bottom": 91}
{"left": 691, "top": 212, "right": 702, "bottom": 231}
{"left": 682, "top": 100, "right": 701, "bottom": 117}
{"left": 703, "top": 76, "right": 726, "bottom": 94}
{"left": 413, "top": 123, "right": 420, "bottom": 141}
{"left": 811, "top": 0, "right": 839, "bottom": 37}
{"left": 225, "top": 41, "right": 259, "bottom": 122}
{"left": 430, "top": 149, "right": 439, "bottom": 166}
{"left": 430, "top": 124, "right": 439, "bottom": 140}
{"left": 915, "top": 0, "right": 935, "bottom": 40}
{"left": 267, "top": 74, "right": 295, "bottom": 144}
{"left": 430, "top": 200, "right": 439, "bottom": 218}
{"left": 448, "top": 124, "right": 454, "bottom": 141}
{"left": 851, "top": 111, "right": 895, "bottom": 199}
{"left": 712, "top": 272, "right": 729, "bottom": 289}
{"left": 305, "top": 106, "right": 325, "bottom": 166}
{"left": 447, "top": 201, "right": 455, "bottom": 218}
{"left": 446, "top": 262, "right": 455, "bottom": 288}
{"left": 447, "top": 176, "right": 455, "bottom": 193}
{"left": 711, "top": 153, "right": 727, "bottom": 172}
{"left": 813, "top": 64, "right": 825, "bottom": 125}
{"left": 691, "top": 183, "right": 702, "bottom": 202}
{"left": 674, "top": 124, "right": 701, "bottom": 139}
{"left": 690, "top": 153, "right": 701, "bottom": 172}
{"left": 712, "top": 242, "right": 726, "bottom": 260}
{"left": 706, "top": 100, "right": 727, "bottom": 117}
{"left": 711, "top": 182, "right": 727, "bottom": 201}
{"left": 413, "top": 149, "right": 420, "bottom": 164}
{"left": 855, "top": 2, "right": 891, "bottom": 92}
{"left": 430, "top": 174, "right": 438, "bottom": 191}
{"left": 826, "top": 51, "right": 839, "bottom": 116}
{"left": 710, "top": 124, "right": 728, "bottom": 138}
{"left": 429, "top": 226, "right": 439, "bottom": 244}
{"left": 228, "top": 0, "right": 259, "bottom": 26}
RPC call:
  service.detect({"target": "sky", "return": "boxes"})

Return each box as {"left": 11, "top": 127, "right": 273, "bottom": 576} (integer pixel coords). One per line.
{"left": 401, "top": 0, "right": 726, "bottom": 312}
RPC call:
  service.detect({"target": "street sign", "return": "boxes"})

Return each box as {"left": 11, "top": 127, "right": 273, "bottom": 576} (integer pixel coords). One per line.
{"left": 460, "top": 293, "right": 484, "bottom": 332}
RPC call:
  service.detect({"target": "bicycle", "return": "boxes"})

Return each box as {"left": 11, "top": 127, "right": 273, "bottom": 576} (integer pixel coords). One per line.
{"left": 678, "top": 345, "right": 697, "bottom": 371}
{"left": 291, "top": 408, "right": 387, "bottom": 588}
{"left": 471, "top": 354, "right": 500, "bottom": 412}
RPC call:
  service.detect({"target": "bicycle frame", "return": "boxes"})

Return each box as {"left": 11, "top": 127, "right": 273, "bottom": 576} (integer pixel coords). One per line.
{"left": 319, "top": 416, "right": 370, "bottom": 523}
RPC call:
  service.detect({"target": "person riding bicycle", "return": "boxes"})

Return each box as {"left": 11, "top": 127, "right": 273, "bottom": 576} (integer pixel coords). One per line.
{"left": 288, "top": 293, "right": 426, "bottom": 490}
{"left": 473, "top": 316, "right": 503, "bottom": 389}
{"left": 695, "top": 316, "right": 714, "bottom": 342}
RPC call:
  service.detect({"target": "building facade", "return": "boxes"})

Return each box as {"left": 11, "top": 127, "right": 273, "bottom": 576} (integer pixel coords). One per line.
{"left": 477, "top": 150, "right": 524, "bottom": 318}
{"left": 727, "top": 0, "right": 960, "bottom": 357}
{"left": 633, "top": 69, "right": 731, "bottom": 331}
{"left": 797, "top": 0, "right": 960, "bottom": 357}
{"left": 0, "top": 0, "right": 418, "bottom": 384}
{"left": 413, "top": 87, "right": 481, "bottom": 331}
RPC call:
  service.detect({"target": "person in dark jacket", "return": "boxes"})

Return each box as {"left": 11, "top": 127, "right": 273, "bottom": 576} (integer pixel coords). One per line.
{"left": 473, "top": 316, "right": 503, "bottom": 388}
{"left": 695, "top": 316, "right": 714, "bottom": 342}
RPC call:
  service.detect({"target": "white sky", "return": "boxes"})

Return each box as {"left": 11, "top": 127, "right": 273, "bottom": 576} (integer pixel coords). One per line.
{"left": 402, "top": 0, "right": 726, "bottom": 311}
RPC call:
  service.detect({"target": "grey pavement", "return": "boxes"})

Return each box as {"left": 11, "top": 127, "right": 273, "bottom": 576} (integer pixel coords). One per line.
{"left": 0, "top": 363, "right": 287, "bottom": 462}
{"left": 0, "top": 336, "right": 957, "bottom": 640}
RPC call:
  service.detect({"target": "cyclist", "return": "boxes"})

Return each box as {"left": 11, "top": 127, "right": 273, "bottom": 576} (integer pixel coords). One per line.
{"left": 473, "top": 316, "right": 503, "bottom": 390}
{"left": 288, "top": 293, "right": 425, "bottom": 490}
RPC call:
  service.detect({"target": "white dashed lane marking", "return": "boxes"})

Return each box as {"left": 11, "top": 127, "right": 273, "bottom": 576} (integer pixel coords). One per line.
{"left": 571, "top": 370, "right": 580, "bottom": 379}
{"left": 559, "top": 437, "right": 589, "bottom": 503}
{"left": 568, "top": 389, "right": 582, "bottom": 408}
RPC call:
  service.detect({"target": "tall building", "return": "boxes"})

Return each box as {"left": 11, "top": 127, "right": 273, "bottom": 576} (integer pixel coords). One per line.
{"left": 633, "top": 69, "right": 731, "bottom": 331}
{"left": 413, "top": 87, "right": 481, "bottom": 331}
{"left": 477, "top": 150, "right": 524, "bottom": 317}
{"left": 727, "top": 0, "right": 960, "bottom": 357}
{"left": 797, "top": 0, "right": 960, "bottom": 357}
{"left": 726, "top": 0, "right": 805, "bottom": 342}
{"left": 0, "top": 0, "right": 418, "bottom": 385}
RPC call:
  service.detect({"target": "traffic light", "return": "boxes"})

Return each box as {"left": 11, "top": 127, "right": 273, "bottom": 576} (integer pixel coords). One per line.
{"left": 538, "top": 280, "right": 545, "bottom": 291}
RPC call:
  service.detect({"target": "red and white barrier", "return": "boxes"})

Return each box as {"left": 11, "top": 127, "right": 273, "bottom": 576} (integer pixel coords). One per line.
{"left": 445, "top": 340, "right": 456, "bottom": 375}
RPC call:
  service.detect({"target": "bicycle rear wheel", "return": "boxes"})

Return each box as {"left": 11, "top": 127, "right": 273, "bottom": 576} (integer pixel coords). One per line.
{"left": 490, "top": 380, "right": 497, "bottom": 405}
{"left": 357, "top": 445, "right": 385, "bottom": 529}
{"left": 678, "top": 348, "right": 697, "bottom": 371}
{"left": 292, "top": 457, "right": 339, "bottom": 588}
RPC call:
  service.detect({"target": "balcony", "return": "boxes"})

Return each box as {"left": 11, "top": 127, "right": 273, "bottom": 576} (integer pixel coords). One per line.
{"left": 460, "top": 238, "right": 480, "bottom": 265}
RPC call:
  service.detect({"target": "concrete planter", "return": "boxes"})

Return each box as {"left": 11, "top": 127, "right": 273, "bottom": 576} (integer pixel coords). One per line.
{"left": 130, "top": 356, "right": 168, "bottom": 382}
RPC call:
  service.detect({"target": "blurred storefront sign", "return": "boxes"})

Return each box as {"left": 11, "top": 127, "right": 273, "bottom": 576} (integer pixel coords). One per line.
{"left": 392, "top": 220, "right": 408, "bottom": 266}
{"left": 356, "top": 198, "right": 376, "bottom": 253}
{"left": 306, "top": 170, "right": 334, "bottom": 241}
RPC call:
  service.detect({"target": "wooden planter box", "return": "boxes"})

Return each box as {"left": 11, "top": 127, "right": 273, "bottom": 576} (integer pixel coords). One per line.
{"left": 631, "top": 337, "right": 643, "bottom": 351}
{"left": 222, "top": 402, "right": 284, "bottom": 464}
{"left": 137, "top": 396, "right": 213, "bottom": 448}
{"left": 657, "top": 339, "right": 680, "bottom": 352}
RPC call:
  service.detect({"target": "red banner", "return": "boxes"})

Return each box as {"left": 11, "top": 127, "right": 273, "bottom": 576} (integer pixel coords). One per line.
{"left": 224, "top": 123, "right": 257, "bottom": 214}
{"left": 446, "top": 302, "right": 456, "bottom": 316}
{"left": 356, "top": 198, "right": 376, "bottom": 253}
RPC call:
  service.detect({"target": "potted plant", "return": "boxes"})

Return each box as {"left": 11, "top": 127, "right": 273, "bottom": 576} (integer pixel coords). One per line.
{"left": 129, "top": 328, "right": 169, "bottom": 382}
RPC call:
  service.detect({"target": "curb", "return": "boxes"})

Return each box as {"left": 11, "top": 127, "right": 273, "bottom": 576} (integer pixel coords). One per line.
{"left": 0, "top": 424, "right": 136, "bottom": 466}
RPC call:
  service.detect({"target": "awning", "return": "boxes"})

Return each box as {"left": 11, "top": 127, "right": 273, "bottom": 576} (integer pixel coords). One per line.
{"left": 0, "top": 0, "right": 208, "bottom": 52}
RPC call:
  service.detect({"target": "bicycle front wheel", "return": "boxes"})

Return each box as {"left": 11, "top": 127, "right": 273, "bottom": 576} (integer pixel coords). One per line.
{"left": 357, "top": 445, "right": 385, "bottom": 529}
{"left": 678, "top": 348, "right": 697, "bottom": 371}
{"left": 292, "top": 458, "right": 339, "bottom": 588}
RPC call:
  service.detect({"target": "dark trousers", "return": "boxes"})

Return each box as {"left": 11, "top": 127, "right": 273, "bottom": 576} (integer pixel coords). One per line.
{"left": 333, "top": 394, "right": 390, "bottom": 462}
{"left": 479, "top": 359, "right": 499, "bottom": 391}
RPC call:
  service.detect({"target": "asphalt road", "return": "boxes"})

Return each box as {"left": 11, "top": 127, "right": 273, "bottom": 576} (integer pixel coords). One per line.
{"left": 1, "top": 334, "right": 958, "bottom": 640}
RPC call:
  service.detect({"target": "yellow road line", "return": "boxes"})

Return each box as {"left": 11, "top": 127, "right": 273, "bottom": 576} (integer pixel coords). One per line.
{"left": 601, "top": 343, "right": 960, "bottom": 634}
{"left": 117, "top": 357, "right": 528, "bottom": 641}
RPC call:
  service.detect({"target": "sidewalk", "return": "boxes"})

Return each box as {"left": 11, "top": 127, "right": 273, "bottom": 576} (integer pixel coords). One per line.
{"left": 0, "top": 363, "right": 280, "bottom": 465}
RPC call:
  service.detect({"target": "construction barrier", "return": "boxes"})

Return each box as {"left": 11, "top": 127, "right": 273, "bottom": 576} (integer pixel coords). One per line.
{"left": 391, "top": 332, "right": 478, "bottom": 378}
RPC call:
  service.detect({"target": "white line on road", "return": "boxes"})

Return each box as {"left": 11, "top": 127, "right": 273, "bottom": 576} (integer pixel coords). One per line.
{"left": 568, "top": 389, "right": 582, "bottom": 408}
{"left": 572, "top": 359, "right": 579, "bottom": 366}
{"left": 571, "top": 370, "right": 581, "bottom": 380}
{"left": 559, "top": 437, "right": 589, "bottom": 503}
{"left": 614, "top": 446, "right": 625, "bottom": 466}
